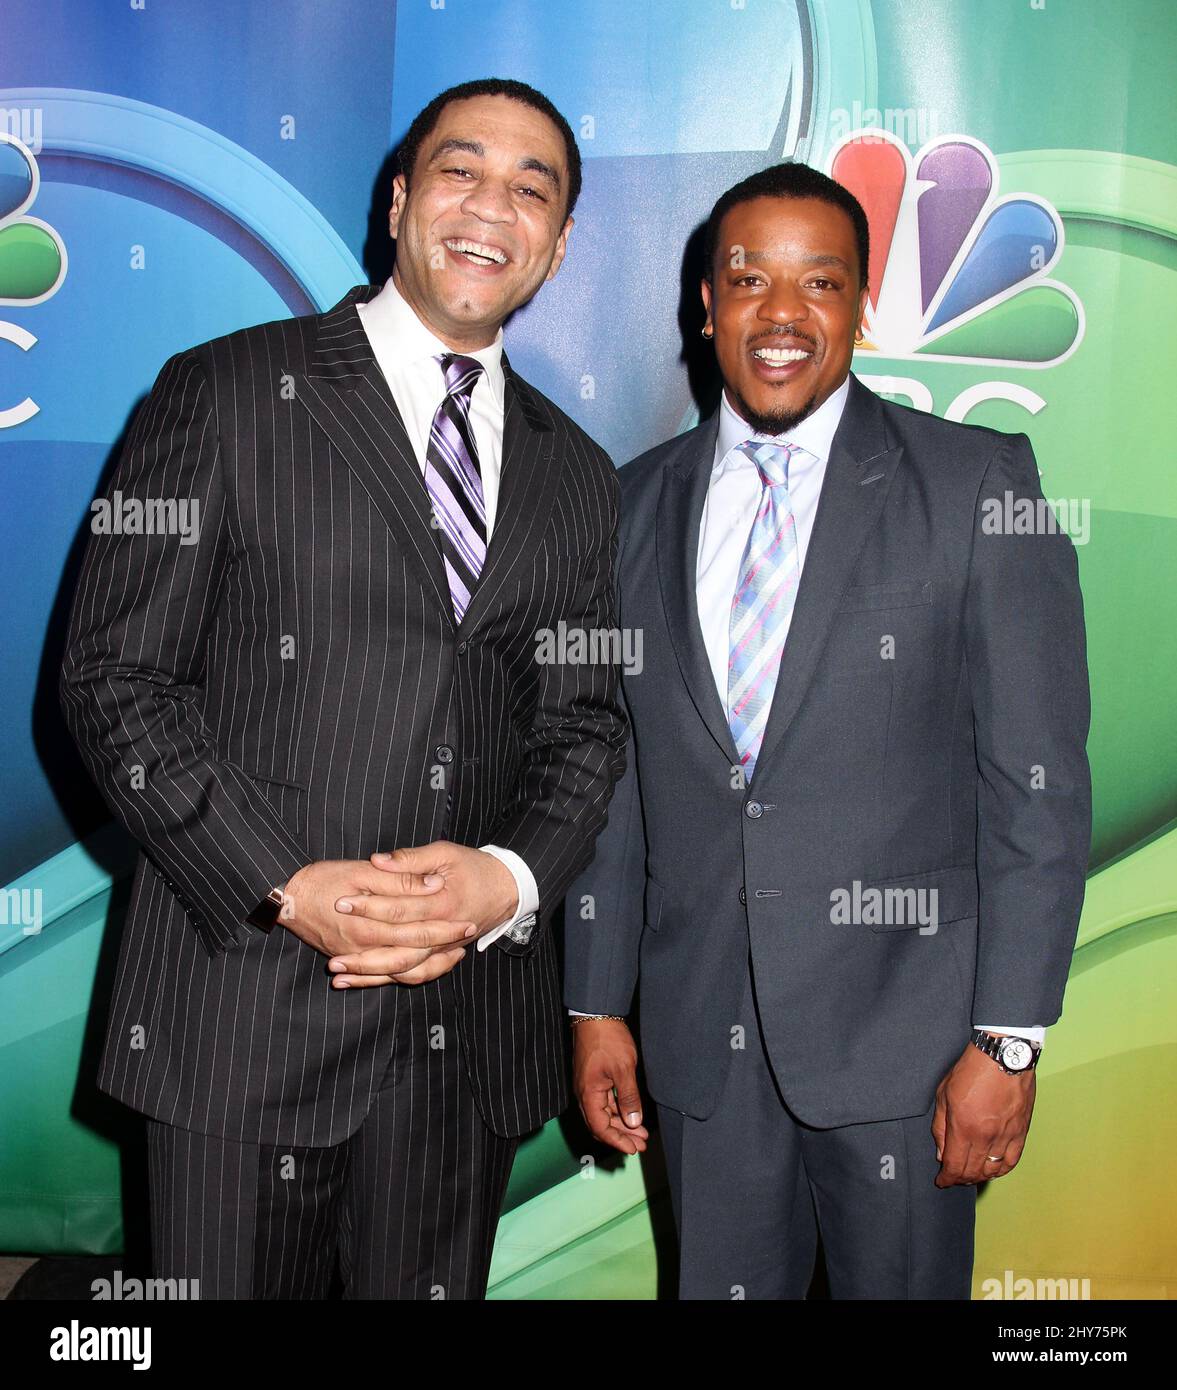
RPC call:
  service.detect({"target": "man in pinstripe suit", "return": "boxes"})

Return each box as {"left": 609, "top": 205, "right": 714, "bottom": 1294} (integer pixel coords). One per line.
{"left": 60, "top": 78, "right": 626, "bottom": 1299}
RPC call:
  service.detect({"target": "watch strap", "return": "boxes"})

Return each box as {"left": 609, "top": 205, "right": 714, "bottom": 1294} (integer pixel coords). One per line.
{"left": 246, "top": 883, "right": 287, "bottom": 933}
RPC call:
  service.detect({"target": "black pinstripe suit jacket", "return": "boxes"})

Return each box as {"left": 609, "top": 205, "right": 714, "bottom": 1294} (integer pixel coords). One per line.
{"left": 60, "top": 284, "right": 627, "bottom": 1145}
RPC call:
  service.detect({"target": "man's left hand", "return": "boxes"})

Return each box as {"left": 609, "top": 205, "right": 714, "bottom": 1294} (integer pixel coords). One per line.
{"left": 931, "top": 1038, "right": 1036, "bottom": 1187}
{"left": 327, "top": 842, "right": 519, "bottom": 987}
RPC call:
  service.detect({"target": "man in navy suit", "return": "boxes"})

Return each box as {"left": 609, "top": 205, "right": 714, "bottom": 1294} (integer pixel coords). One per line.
{"left": 565, "top": 163, "right": 1090, "bottom": 1299}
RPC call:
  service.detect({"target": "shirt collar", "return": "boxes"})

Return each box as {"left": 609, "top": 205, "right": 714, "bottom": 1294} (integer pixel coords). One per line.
{"left": 715, "top": 373, "right": 851, "bottom": 473}
{"left": 357, "top": 276, "right": 506, "bottom": 408}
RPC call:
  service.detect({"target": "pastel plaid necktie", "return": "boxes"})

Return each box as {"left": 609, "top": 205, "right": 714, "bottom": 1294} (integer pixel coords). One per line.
{"left": 727, "top": 440, "right": 804, "bottom": 780}
{"left": 424, "top": 352, "right": 487, "bottom": 622}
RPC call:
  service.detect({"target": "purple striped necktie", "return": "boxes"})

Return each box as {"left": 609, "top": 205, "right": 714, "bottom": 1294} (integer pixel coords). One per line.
{"left": 424, "top": 352, "right": 487, "bottom": 622}
{"left": 727, "top": 440, "right": 805, "bottom": 780}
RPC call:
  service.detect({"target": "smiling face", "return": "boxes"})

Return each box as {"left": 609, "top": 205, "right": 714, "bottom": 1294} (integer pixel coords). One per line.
{"left": 701, "top": 195, "right": 868, "bottom": 434}
{"left": 388, "top": 94, "right": 573, "bottom": 351}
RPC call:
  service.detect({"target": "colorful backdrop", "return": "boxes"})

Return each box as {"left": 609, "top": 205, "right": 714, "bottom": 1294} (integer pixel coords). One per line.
{"left": 0, "top": 0, "right": 1173, "bottom": 1299}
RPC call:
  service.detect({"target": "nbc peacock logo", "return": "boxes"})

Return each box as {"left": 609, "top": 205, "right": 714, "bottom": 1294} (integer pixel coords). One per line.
{"left": 828, "top": 130, "right": 1083, "bottom": 369}
{"left": 0, "top": 130, "right": 67, "bottom": 306}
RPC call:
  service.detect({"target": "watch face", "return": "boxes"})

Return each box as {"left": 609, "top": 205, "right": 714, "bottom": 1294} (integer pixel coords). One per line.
{"left": 1001, "top": 1039, "right": 1033, "bottom": 1071}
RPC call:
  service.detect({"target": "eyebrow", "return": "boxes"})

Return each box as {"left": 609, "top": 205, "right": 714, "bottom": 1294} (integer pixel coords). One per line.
{"left": 427, "top": 138, "right": 562, "bottom": 194}
{"left": 429, "top": 137, "right": 485, "bottom": 163}
{"left": 738, "top": 251, "right": 852, "bottom": 273}
{"left": 518, "top": 156, "right": 561, "bottom": 192}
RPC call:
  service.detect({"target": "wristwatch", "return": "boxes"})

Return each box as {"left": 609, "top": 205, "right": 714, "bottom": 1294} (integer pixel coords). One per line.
{"left": 970, "top": 1028, "right": 1041, "bottom": 1075}
{"left": 245, "top": 882, "right": 288, "bottom": 933}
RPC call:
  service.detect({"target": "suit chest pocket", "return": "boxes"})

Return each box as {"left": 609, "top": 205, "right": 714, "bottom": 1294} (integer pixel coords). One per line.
{"left": 517, "top": 550, "right": 584, "bottom": 618}
{"left": 837, "top": 579, "right": 933, "bottom": 613}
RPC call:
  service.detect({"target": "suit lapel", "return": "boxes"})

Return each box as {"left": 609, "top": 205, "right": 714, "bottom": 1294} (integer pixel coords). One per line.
{"left": 291, "top": 288, "right": 562, "bottom": 636}
{"left": 754, "top": 374, "right": 903, "bottom": 772}
{"left": 293, "top": 285, "right": 454, "bottom": 621}
{"left": 456, "top": 352, "right": 560, "bottom": 637}
{"left": 656, "top": 415, "right": 741, "bottom": 765}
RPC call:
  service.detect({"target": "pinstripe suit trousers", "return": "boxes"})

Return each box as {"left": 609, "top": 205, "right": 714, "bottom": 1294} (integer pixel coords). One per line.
{"left": 145, "top": 975, "right": 518, "bottom": 1300}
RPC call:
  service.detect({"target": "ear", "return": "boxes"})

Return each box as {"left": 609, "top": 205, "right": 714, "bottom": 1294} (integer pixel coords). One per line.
{"left": 543, "top": 215, "right": 574, "bottom": 284}
{"left": 855, "top": 282, "right": 869, "bottom": 337}
{"left": 388, "top": 173, "right": 408, "bottom": 241}
{"left": 700, "top": 277, "right": 715, "bottom": 337}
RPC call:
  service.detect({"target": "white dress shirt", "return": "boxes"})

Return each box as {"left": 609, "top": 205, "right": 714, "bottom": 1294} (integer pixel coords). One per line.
{"left": 698, "top": 380, "right": 851, "bottom": 701}
{"left": 356, "top": 278, "right": 538, "bottom": 950}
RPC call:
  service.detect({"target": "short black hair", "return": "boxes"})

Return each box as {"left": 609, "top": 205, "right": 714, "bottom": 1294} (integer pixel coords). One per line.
{"left": 397, "top": 77, "right": 582, "bottom": 219}
{"left": 704, "top": 161, "right": 870, "bottom": 290}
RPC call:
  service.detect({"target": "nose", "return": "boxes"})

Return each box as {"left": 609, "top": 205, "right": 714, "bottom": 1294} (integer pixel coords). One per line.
{"left": 759, "top": 280, "right": 808, "bottom": 329}
{"left": 459, "top": 176, "right": 517, "bottom": 227}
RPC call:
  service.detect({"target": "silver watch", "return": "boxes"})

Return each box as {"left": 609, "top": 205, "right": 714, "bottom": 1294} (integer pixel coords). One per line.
{"left": 970, "top": 1028, "right": 1041, "bottom": 1074}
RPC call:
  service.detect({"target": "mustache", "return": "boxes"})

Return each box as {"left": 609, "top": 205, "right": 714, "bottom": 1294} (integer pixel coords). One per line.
{"left": 748, "top": 327, "right": 817, "bottom": 351}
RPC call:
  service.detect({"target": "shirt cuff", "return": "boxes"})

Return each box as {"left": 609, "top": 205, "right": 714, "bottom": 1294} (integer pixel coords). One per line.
{"left": 477, "top": 845, "right": 539, "bottom": 952}
{"left": 975, "top": 1024, "right": 1047, "bottom": 1045}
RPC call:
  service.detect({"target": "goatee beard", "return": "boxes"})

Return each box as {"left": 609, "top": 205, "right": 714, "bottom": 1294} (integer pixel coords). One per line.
{"left": 730, "top": 387, "right": 819, "bottom": 438}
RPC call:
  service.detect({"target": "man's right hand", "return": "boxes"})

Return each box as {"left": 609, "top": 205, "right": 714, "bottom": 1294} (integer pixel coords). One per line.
{"left": 279, "top": 860, "right": 476, "bottom": 985}
{"left": 572, "top": 1018, "right": 649, "bottom": 1155}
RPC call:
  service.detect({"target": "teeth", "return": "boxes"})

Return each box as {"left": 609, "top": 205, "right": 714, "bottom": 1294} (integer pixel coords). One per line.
{"left": 445, "top": 238, "right": 507, "bottom": 265}
{"left": 753, "top": 346, "right": 811, "bottom": 363}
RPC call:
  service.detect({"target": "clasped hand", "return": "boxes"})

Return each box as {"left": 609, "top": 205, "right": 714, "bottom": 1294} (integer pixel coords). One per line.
{"left": 279, "top": 842, "right": 518, "bottom": 987}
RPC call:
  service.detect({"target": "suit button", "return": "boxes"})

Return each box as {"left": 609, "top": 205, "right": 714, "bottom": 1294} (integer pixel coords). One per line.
{"left": 745, "top": 800, "right": 763, "bottom": 819}
{"left": 435, "top": 745, "right": 454, "bottom": 764}
{"left": 457, "top": 641, "right": 468, "bottom": 655}
{"left": 739, "top": 887, "right": 747, "bottom": 905}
